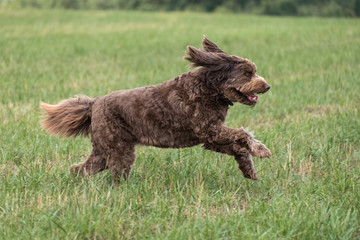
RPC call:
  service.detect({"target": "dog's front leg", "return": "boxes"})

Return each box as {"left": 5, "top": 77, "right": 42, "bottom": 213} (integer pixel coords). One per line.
{"left": 203, "top": 142, "right": 258, "bottom": 180}
{"left": 230, "top": 129, "right": 271, "bottom": 158}
{"left": 223, "top": 126, "right": 271, "bottom": 158}
{"left": 248, "top": 138, "right": 272, "bottom": 158}
{"left": 196, "top": 125, "right": 253, "bottom": 146}
{"left": 196, "top": 125, "right": 271, "bottom": 158}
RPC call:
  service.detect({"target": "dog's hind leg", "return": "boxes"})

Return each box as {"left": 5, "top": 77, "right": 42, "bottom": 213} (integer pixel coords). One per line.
{"left": 69, "top": 149, "right": 107, "bottom": 177}
{"left": 203, "top": 143, "right": 258, "bottom": 180}
{"left": 106, "top": 143, "right": 136, "bottom": 185}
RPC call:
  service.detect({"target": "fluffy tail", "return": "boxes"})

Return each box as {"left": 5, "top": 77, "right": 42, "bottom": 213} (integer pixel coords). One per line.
{"left": 40, "top": 96, "right": 94, "bottom": 138}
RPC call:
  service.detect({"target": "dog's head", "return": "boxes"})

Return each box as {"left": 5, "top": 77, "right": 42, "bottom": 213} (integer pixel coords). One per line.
{"left": 185, "top": 37, "right": 270, "bottom": 106}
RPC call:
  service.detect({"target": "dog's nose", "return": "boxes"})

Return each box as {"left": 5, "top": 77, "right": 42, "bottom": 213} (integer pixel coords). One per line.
{"left": 264, "top": 84, "right": 271, "bottom": 92}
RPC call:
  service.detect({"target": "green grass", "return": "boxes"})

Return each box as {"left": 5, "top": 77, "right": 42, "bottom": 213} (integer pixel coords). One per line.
{"left": 1, "top": 9, "right": 360, "bottom": 239}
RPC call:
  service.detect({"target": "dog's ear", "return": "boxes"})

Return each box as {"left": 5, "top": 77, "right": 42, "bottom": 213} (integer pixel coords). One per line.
{"left": 184, "top": 46, "right": 231, "bottom": 69}
{"left": 202, "top": 36, "right": 225, "bottom": 53}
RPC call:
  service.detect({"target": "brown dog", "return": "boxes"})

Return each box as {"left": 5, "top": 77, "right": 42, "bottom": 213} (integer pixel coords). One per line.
{"left": 41, "top": 37, "right": 271, "bottom": 184}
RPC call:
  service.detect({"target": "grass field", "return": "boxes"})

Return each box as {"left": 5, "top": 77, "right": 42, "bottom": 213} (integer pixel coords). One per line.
{"left": 1, "top": 9, "right": 360, "bottom": 239}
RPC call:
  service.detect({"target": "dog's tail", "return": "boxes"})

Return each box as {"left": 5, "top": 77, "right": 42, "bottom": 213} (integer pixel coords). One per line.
{"left": 40, "top": 96, "right": 94, "bottom": 138}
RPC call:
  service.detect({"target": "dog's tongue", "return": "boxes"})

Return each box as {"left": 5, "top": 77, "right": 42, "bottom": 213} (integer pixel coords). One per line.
{"left": 247, "top": 94, "right": 258, "bottom": 102}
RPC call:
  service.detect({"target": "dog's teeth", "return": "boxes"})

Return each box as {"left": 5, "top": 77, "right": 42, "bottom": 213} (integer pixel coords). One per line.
{"left": 247, "top": 94, "right": 258, "bottom": 102}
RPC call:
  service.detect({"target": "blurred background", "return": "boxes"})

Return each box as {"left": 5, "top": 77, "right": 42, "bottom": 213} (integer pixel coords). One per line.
{"left": 2, "top": 0, "right": 360, "bottom": 17}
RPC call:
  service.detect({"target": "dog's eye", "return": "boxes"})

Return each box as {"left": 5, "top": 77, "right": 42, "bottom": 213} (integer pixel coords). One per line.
{"left": 245, "top": 71, "right": 252, "bottom": 77}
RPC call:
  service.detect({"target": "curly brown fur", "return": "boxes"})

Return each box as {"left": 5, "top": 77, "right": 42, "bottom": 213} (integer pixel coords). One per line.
{"left": 41, "top": 37, "right": 271, "bottom": 185}
{"left": 41, "top": 96, "right": 93, "bottom": 137}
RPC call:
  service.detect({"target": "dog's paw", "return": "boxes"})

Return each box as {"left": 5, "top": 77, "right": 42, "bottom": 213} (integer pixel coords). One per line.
{"left": 250, "top": 140, "right": 271, "bottom": 158}
{"left": 242, "top": 170, "right": 258, "bottom": 180}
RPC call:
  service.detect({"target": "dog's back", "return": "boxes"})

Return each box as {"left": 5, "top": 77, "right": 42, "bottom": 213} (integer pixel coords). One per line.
{"left": 90, "top": 76, "right": 204, "bottom": 149}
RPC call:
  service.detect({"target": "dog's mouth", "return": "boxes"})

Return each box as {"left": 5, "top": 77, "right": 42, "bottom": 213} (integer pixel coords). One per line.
{"left": 233, "top": 89, "right": 259, "bottom": 106}
{"left": 244, "top": 94, "right": 258, "bottom": 103}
